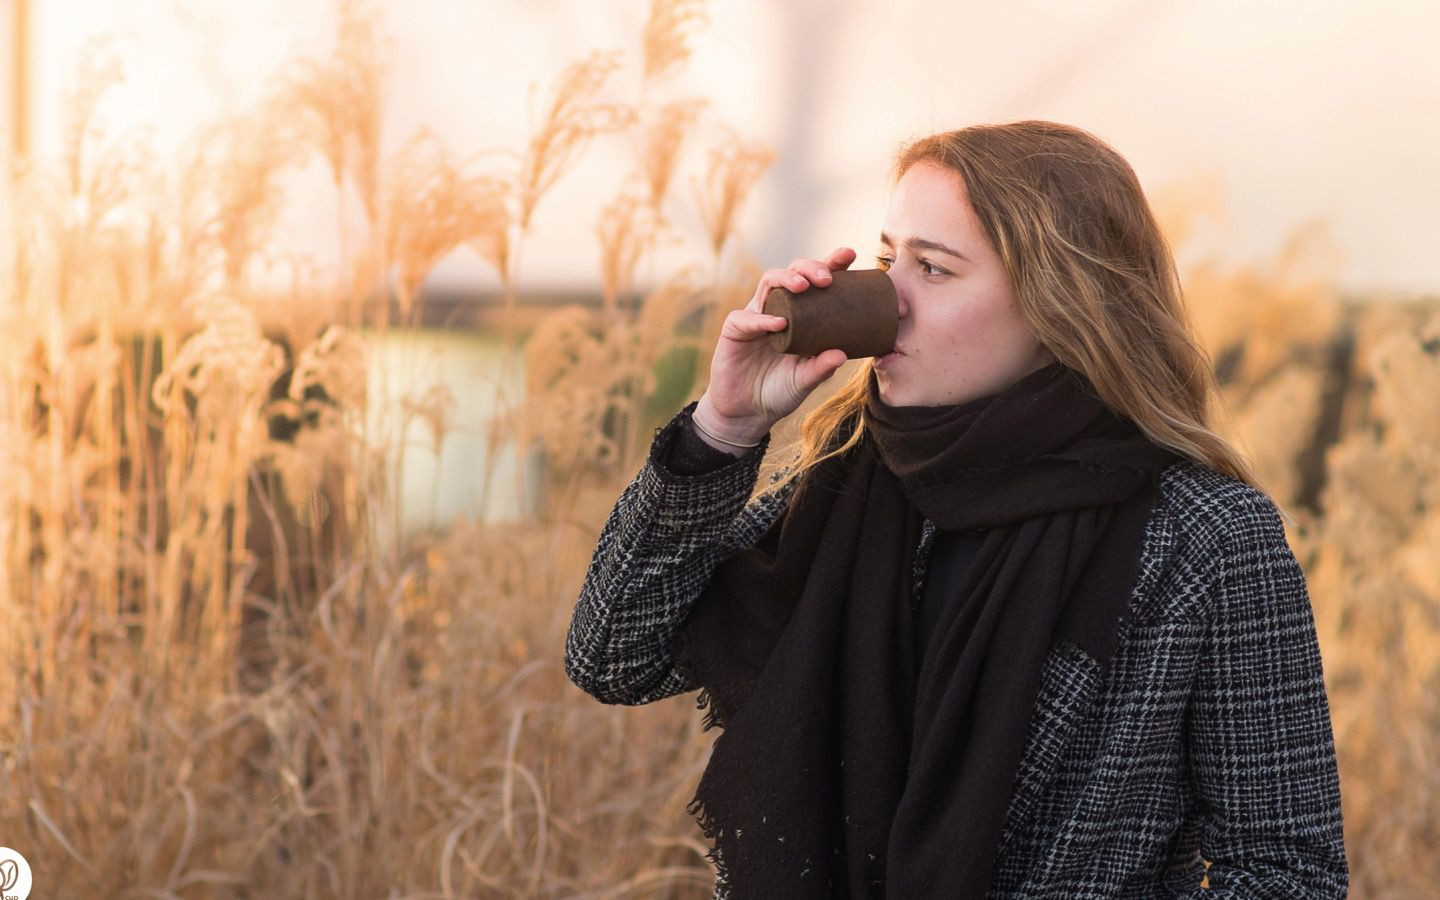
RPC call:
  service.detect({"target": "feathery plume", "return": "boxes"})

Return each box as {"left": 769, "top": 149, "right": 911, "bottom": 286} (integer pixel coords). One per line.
{"left": 517, "top": 50, "right": 636, "bottom": 230}
{"left": 642, "top": 0, "right": 709, "bottom": 83}
{"left": 639, "top": 99, "right": 706, "bottom": 210}
{"left": 596, "top": 188, "right": 665, "bottom": 325}
{"left": 383, "top": 130, "right": 512, "bottom": 316}
{"left": 693, "top": 130, "right": 774, "bottom": 259}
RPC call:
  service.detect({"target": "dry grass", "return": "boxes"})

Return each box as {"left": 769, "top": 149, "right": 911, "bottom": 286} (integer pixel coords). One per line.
{"left": 639, "top": 101, "right": 707, "bottom": 213}
{"left": 382, "top": 130, "right": 511, "bottom": 320}
{"left": 692, "top": 133, "right": 775, "bottom": 262}
{"left": 517, "top": 51, "right": 637, "bottom": 235}
{"left": 0, "top": 2, "right": 1434, "bottom": 897}
{"left": 0, "top": 1, "right": 766, "bottom": 896}
{"left": 596, "top": 188, "right": 667, "bottom": 327}
{"left": 642, "top": 0, "right": 709, "bottom": 84}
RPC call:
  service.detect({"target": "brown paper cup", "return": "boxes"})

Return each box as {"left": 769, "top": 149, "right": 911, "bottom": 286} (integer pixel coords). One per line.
{"left": 764, "top": 268, "right": 899, "bottom": 358}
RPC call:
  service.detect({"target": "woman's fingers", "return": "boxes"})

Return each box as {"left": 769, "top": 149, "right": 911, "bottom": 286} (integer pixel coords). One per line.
{"left": 823, "top": 246, "right": 858, "bottom": 271}
{"left": 787, "top": 256, "right": 832, "bottom": 282}
{"left": 746, "top": 249, "right": 857, "bottom": 312}
{"left": 748, "top": 266, "right": 812, "bottom": 311}
{"left": 722, "top": 307, "right": 788, "bottom": 340}
{"left": 787, "top": 248, "right": 855, "bottom": 273}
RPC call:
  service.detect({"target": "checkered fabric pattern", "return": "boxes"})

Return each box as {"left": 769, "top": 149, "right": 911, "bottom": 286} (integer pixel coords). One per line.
{"left": 564, "top": 412, "right": 1349, "bottom": 897}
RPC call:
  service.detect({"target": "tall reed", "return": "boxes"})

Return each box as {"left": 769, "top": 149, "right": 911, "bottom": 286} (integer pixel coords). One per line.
{"left": 0, "top": 0, "right": 772, "bottom": 894}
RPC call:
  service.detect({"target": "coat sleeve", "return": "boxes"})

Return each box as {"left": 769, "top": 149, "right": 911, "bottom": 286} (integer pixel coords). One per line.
{"left": 1181, "top": 491, "right": 1349, "bottom": 897}
{"left": 562, "top": 406, "right": 797, "bottom": 706}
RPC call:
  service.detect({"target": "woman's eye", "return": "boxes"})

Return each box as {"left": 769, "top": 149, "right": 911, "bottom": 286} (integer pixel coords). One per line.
{"left": 875, "top": 255, "right": 947, "bottom": 276}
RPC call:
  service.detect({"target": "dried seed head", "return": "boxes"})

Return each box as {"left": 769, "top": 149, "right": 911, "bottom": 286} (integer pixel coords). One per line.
{"left": 642, "top": 0, "right": 709, "bottom": 83}
{"left": 693, "top": 130, "right": 774, "bottom": 259}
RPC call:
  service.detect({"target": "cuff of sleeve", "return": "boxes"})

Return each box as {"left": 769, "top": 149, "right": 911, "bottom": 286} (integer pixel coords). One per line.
{"left": 650, "top": 401, "right": 770, "bottom": 476}
{"left": 669, "top": 404, "right": 756, "bottom": 474}
{"left": 644, "top": 401, "right": 771, "bottom": 532}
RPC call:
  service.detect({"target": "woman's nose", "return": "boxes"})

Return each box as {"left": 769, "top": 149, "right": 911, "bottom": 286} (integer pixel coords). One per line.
{"left": 888, "top": 273, "right": 910, "bottom": 319}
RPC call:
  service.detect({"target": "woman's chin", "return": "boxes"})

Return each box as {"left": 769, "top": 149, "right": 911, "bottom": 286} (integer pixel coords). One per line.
{"left": 875, "top": 377, "right": 903, "bottom": 406}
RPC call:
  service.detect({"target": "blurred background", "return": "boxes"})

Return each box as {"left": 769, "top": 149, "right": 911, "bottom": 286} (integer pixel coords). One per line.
{"left": 1, "top": 0, "right": 1436, "bottom": 896}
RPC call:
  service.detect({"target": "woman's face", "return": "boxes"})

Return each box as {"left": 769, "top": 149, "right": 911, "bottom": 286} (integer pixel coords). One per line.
{"left": 872, "top": 160, "right": 1055, "bottom": 407}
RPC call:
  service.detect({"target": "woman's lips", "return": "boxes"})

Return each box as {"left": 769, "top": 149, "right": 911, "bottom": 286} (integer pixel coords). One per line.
{"left": 875, "top": 346, "right": 903, "bottom": 367}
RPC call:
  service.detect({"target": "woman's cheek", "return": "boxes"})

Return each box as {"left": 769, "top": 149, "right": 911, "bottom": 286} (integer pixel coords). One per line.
{"left": 945, "top": 305, "right": 995, "bottom": 349}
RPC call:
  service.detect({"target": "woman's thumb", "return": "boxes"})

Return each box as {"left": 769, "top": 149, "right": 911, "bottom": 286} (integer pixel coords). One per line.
{"left": 794, "top": 349, "right": 848, "bottom": 393}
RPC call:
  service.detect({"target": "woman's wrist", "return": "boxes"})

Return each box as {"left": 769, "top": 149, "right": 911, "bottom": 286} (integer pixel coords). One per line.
{"left": 692, "top": 396, "right": 770, "bottom": 457}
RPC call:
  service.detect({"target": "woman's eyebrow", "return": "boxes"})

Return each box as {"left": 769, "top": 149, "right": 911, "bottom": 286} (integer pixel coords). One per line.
{"left": 878, "top": 232, "right": 969, "bottom": 263}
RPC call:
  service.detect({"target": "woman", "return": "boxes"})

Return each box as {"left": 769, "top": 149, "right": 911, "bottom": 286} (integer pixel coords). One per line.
{"left": 564, "top": 121, "right": 1347, "bottom": 898}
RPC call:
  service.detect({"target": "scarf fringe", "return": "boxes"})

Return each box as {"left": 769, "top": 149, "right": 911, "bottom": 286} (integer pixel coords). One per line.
{"left": 672, "top": 624, "right": 733, "bottom": 732}
{"left": 694, "top": 685, "right": 725, "bottom": 732}
{"left": 686, "top": 792, "right": 735, "bottom": 897}
{"left": 677, "top": 630, "right": 737, "bottom": 892}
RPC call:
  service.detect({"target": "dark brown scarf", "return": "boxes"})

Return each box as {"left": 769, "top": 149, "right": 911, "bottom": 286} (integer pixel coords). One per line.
{"left": 668, "top": 361, "right": 1181, "bottom": 898}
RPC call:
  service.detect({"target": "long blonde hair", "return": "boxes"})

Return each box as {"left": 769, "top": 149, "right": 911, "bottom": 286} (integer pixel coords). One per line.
{"left": 778, "top": 120, "right": 1259, "bottom": 496}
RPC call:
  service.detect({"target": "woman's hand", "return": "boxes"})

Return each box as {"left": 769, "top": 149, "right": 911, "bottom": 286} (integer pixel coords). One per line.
{"left": 692, "top": 247, "right": 856, "bottom": 451}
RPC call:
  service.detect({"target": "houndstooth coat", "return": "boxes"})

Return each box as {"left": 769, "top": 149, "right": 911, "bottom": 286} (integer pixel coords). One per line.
{"left": 564, "top": 412, "right": 1349, "bottom": 897}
